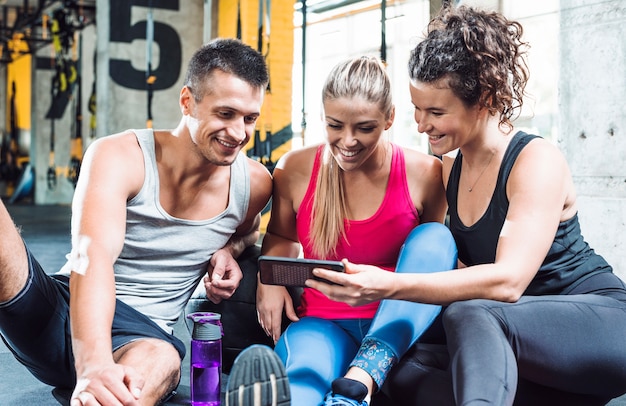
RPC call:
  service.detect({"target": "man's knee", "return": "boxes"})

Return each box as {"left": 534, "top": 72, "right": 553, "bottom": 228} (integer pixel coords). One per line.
{"left": 115, "top": 338, "right": 182, "bottom": 377}
{"left": 115, "top": 338, "right": 182, "bottom": 404}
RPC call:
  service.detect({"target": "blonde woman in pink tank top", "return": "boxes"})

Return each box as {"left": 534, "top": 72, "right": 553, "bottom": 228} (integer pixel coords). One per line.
{"left": 255, "top": 56, "right": 453, "bottom": 405}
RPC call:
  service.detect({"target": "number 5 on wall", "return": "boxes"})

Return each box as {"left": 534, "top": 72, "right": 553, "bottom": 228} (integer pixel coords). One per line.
{"left": 109, "top": 0, "right": 182, "bottom": 91}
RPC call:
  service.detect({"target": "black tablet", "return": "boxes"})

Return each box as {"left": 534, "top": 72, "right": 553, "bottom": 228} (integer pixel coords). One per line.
{"left": 258, "top": 256, "right": 345, "bottom": 287}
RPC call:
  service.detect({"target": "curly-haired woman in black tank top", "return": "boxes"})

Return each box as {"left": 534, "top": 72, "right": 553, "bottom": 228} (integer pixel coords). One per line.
{"left": 307, "top": 5, "right": 626, "bottom": 405}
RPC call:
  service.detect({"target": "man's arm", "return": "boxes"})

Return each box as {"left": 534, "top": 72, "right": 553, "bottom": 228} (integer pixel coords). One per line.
{"left": 68, "top": 133, "right": 145, "bottom": 405}
{"left": 218, "top": 212, "right": 262, "bottom": 259}
{"left": 204, "top": 158, "right": 272, "bottom": 303}
{"left": 233, "top": 158, "right": 273, "bottom": 253}
{"left": 221, "top": 157, "right": 273, "bottom": 258}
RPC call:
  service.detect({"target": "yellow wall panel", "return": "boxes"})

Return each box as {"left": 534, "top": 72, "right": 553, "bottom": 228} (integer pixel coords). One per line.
{"left": 6, "top": 36, "right": 31, "bottom": 131}
{"left": 217, "top": 0, "right": 293, "bottom": 154}
{"left": 217, "top": 0, "right": 294, "bottom": 233}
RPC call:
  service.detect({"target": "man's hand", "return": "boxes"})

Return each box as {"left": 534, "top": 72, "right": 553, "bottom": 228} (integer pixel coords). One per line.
{"left": 204, "top": 248, "right": 243, "bottom": 303}
{"left": 70, "top": 363, "right": 144, "bottom": 406}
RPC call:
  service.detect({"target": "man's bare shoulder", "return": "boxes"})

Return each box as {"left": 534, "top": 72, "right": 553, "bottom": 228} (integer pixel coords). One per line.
{"left": 245, "top": 156, "right": 272, "bottom": 199}
{"left": 89, "top": 131, "right": 144, "bottom": 169}
{"left": 246, "top": 156, "right": 272, "bottom": 181}
{"left": 82, "top": 130, "right": 145, "bottom": 195}
{"left": 86, "top": 130, "right": 140, "bottom": 158}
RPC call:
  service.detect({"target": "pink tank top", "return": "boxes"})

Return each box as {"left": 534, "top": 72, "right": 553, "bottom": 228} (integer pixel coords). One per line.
{"left": 296, "top": 144, "right": 420, "bottom": 319}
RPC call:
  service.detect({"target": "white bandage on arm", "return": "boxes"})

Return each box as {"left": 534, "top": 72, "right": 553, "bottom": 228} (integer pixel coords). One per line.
{"left": 500, "top": 219, "right": 513, "bottom": 237}
{"left": 60, "top": 235, "right": 92, "bottom": 275}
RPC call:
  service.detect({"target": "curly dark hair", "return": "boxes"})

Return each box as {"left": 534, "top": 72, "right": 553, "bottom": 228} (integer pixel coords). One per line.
{"left": 408, "top": 5, "right": 529, "bottom": 131}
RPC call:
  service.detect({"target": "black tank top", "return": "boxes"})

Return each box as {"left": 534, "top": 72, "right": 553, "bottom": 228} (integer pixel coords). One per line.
{"left": 447, "top": 131, "right": 612, "bottom": 295}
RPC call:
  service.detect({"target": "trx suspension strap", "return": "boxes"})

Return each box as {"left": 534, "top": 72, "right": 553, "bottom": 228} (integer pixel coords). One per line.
{"left": 236, "top": 0, "right": 242, "bottom": 40}
{"left": 47, "top": 11, "right": 61, "bottom": 190}
{"left": 0, "top": 81, "right": 20, "bottom": 188}
{"left": 46, "top": 8, "right": 78, "bottom": 120}
{"left": 46, "top": 7, "right": 79, "bottom": 190}
{"left": 145, "top": 2, "right": 156, "bottom": 128}
{"left": 88, "top": 50, "right": 97, "bottom": 140}
{"left": 257, "top": 0, "right": 270, "bottom": 65}
{"left": 8, "top": 80, "right": 18, "bottom": 179}
{"left": 380, "top": 0, "right": 387, "bottom": 63}
{"left": 68, "top": 31, "right": 83, "bottom": 187}
{"left": 250, "top": 0, "right": 263, "bottom": 162}
{"left": 300, "top": 0, "right": 307, "bottom": 146}
{"left": 48, "top": 82, "right": 57, "bottom": 190}
{"left": 257, "top": 0, "right": 273, "bottom": 169}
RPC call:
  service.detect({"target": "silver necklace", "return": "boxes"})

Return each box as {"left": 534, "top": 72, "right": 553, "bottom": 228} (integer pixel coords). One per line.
{"left": 466, "top": 150, "right": 496, "bottom": 192}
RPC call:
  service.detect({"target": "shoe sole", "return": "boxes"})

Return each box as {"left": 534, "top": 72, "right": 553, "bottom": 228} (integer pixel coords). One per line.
{"left": 226, "top": 344, "right": 291, "bottom": 406}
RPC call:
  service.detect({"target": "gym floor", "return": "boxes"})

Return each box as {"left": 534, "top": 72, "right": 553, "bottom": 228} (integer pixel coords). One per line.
{"left": 1, "top": 202, "right": 625, "bottom": 405}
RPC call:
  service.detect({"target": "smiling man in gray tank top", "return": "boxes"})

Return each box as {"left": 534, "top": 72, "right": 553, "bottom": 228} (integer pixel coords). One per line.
{"left": 0, "top": 38, "right": 272, "bottom": 406}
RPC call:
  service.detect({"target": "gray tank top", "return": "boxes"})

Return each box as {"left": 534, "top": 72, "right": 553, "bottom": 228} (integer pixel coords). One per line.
{"left": 62, "top": 129, "right": 250, "bottom": 333}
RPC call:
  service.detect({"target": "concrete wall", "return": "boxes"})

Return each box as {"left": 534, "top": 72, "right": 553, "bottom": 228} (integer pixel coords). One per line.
{"left": 96, "top": 0, "right": 204, "bottom": 138}
{"left": 31, "top": 0, "right": 205, "bottom": 204}
{"left": 559, "top": 0, "right": 626, "bottom": 278}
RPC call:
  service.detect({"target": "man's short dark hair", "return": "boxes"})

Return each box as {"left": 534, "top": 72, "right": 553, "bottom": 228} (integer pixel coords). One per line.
{"left": 184, "top": 38, "right": 269, "bottom": 101}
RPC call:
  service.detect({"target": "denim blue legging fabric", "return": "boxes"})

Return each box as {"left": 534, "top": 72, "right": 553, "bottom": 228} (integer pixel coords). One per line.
{"left": 274, "top": 223, "right": 458, "bottom": 404}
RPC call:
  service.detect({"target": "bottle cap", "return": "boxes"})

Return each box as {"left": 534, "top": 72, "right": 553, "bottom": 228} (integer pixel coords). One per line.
{"left": 187, "top": 312, "right": 223, "bottom": 341}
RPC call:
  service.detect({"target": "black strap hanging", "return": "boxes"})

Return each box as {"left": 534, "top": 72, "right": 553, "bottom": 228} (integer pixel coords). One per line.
{"left": 88, "top": 49, "right": 97, "bottom": 140}
{"left": 300, "top": 0, "right": 307, "bottom": 145}
{"left": 47, "top": 96, "right": 57, "bottom": 190}
{"left": 68, "top": 31, "right": 83, "bottom": 187}
{"left": 145, "top": 1, "right": 156, "bottom": 128}
{"left": 380, "top": 0, "right": 387, "bottom": 63}
{"left": 0, "top": 81, "right": 20, "bottom": 185}
{"left": 236, "top": 0, "right": 242, "bottom": 40}
{"left": 258, "top": 0, "right": 273, "bottom": 170}
{"left": 46, "top": 8, "right": 78, "bottom": 120}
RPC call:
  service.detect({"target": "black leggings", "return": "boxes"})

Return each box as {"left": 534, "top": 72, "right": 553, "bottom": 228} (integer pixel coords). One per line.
{"left": 386, "top": 272, "right": 626, "bottom": 405}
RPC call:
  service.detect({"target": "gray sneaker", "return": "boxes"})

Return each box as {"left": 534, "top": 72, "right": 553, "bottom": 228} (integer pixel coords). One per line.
{"left": 226, "top": 344, "right": 291, "bottom": 406}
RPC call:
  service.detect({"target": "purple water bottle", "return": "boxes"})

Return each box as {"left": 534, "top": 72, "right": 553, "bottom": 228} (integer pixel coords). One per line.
{"left": 187, "top": 312, "right": 223, "bottom": 406}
